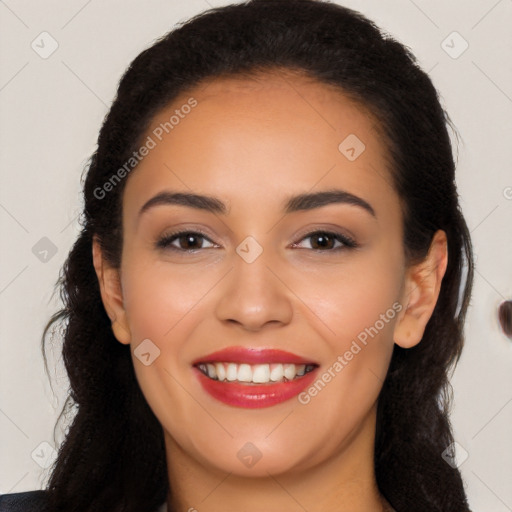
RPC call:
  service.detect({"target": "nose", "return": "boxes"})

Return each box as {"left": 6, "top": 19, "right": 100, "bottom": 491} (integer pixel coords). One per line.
{"left": 214, "top": 253, "right": 294, "bottom": 332}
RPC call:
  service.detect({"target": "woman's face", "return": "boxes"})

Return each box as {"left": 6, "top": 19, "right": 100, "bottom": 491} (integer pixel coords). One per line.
{"left": 114, "top": 72, "right": 408, "bottom": 477}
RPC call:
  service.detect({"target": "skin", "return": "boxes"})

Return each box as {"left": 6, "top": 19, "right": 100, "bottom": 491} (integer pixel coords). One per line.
{"left": 93, "top": 70, "right": 448, "bottom": 512}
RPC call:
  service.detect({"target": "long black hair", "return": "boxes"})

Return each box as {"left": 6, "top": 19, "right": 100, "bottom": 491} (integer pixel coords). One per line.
{"left": 43, "top": 1, "right": 474, "bottom": 510}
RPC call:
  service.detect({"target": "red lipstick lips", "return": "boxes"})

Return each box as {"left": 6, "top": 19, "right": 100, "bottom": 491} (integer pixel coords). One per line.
{"left": 193, "top": 347, "right": 316, "bottom": 365}
{"left": 193, "top": 347, "right": 318, "bottom": 408}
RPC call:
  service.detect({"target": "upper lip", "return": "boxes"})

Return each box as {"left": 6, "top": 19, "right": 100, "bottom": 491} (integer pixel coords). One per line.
{"left": 193, "top": 347, "right": 318, "bottom": 365}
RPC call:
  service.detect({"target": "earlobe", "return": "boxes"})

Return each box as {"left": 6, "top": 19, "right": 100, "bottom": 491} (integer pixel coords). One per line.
{"left": 111, "top": 320, "right": 131, "bottom": 345}
{"left": 393, "top": 230, "right": 448, "bottom": 349}
{"left": 92, "top": 237, "right": 132, "bottom": 345}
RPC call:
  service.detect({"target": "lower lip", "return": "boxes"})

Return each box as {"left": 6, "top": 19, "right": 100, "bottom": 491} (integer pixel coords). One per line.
{"left": 194, "top": 367, "right": 318, "bottom": 408}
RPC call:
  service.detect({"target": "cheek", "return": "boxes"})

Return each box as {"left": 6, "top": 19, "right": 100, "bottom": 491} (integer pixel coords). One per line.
{"left": 121, "top": 257, "right": 222, "bottom": 343}
{"left": 119, "top": 258, "right": 229, "bottom": 443}
{"left": 290, "top": 250, "right": 402, "bottom": 423}
{"left": 292, "top": 247, "right": 403, "bottom": 349}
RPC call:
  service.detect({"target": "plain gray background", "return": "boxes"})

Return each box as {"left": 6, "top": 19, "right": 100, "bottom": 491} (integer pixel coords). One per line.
{"left": 1, "top": 1, "right": 511, "bottom": 510}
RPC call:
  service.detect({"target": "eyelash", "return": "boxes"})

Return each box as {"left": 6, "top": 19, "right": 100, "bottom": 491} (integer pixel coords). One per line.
{"left": 155, "top": 229, "right": 358, "bottom": 253}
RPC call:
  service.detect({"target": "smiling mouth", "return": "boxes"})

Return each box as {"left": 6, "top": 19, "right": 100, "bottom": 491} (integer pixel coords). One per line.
{"left": 195, "top": 362, "right": 317, "bottom": 384}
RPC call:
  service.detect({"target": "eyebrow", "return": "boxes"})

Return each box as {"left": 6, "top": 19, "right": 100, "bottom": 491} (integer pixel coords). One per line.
{"left": 138, "top": 189, "right": 376, "bottom": 218}
{"left": 284, "top": 189, "right": 375, "bottom": 217}
{"left": 139, "top": 192, "right": 228, "bottom": 216}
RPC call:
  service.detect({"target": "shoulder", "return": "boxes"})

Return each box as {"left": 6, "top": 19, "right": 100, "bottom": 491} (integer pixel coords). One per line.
{"left": 0, "top": 491, "right": 48, "bottom": 512}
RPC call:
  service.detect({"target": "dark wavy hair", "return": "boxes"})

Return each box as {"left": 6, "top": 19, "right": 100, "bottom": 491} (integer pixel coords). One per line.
{"left": 42, "top": 1, "right": 474, "bottom": 510}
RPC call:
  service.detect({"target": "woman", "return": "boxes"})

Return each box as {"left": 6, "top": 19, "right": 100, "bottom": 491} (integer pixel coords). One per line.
{"left": 0, "top": 0, "right": 473, "bottom": 510}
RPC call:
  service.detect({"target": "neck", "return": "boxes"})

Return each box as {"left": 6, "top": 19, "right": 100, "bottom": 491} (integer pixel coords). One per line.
{"left": 164, "top": 407, "right": 387, "bottom": 512}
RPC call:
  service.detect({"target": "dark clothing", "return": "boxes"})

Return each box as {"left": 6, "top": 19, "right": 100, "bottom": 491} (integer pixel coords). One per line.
{"left": 0, "top": 491, "right": 48, "bottom": 512}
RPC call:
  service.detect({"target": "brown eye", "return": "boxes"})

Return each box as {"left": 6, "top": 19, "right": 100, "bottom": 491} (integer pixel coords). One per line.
{"left": 293, "top": 231, "right": 357, "bottom": 251}
{"left": 309, "top": 233, "right": 336, "bottom": 250}
{"left": 176, "top": 233, "right": 204, "bottom": 249}
{"left": 156, "top": 231, "right": 216, "bottom": 251}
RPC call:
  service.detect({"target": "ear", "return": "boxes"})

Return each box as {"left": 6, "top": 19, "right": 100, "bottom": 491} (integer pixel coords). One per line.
{"left": 393, "top": 230, "right": 448, "bottom": 349}
{"left": 92, "top": 236, "right": 131, "bottom": 345}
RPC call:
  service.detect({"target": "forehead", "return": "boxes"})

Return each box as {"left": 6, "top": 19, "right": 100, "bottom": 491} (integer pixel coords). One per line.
{"left": 124, "top": 71, "right": 398, "bottom": 220}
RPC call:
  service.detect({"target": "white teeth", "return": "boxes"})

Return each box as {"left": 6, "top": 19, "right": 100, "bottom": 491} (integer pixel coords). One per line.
{"left": 206, "top": 363, "right": 216, "bottom": 378}
{"left": 198, "top": 362, "right": 313, "bottom": 383}
{"left": 215, "top": 362, "right": 226, "bottom": 381}
{"left": 226, "top": 363, "right": 238, "bottom": 381}
{"left": 270, "top": 363, "right": 284, "bottom": 382}
{"left": 283, "top": 364, "right": 296, "bottom": 380}
{"left": 252, "top": 364, "right": 270, "bottom": 383}
{"left": 237, "top": 364, "right": 252, "bottom": 382}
